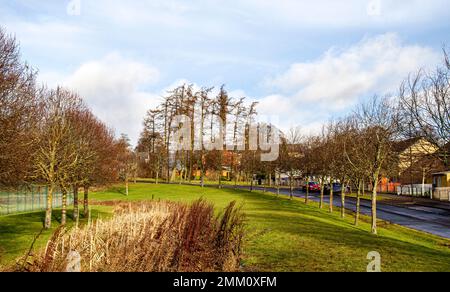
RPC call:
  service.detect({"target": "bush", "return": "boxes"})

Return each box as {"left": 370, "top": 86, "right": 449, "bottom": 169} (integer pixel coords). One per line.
{"left": 15, "top": 199, "right": 245, "bottom": 272}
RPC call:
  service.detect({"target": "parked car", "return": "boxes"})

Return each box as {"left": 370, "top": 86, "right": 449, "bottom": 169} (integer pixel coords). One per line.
{"left": 324, "top": 183, "right": 342, "bottom": 194}
{"left": 302, "top": 182, "right": 321, "bottom": 192}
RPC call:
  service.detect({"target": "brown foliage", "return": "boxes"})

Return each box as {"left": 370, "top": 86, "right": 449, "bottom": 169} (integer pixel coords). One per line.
{"left": 16, "top": 199, "right": 245, "bottom": 272}
{"left": 0, "top": 27, "right": 39, "bottom": 187}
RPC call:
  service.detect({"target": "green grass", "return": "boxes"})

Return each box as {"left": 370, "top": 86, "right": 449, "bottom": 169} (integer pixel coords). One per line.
{"left": 344, "top": 192, "right": 413, "bottom": 202}
{"left": 0, "top": 207, "right": 111, "bottom": 267}
{"left": 1, "top": 182, "right": 450, "bottom": 271}
{"left": 136, "top": 178, "right": 253, "bottom": 187}
{"left": 91, "top": 183, "right": 450, "bottom": 272}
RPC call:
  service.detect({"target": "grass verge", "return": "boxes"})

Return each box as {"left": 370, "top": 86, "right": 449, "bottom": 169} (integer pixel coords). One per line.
{"left": 1, "top": 183, "right": 450, "bottom": 271}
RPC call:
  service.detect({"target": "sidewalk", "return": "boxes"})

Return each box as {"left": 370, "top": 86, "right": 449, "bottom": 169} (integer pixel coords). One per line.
{"left": 372, "top": 193, "right": 450, "bottom": 212}
{"left": 340, "top": 193, "right": 450, "bottom": 212}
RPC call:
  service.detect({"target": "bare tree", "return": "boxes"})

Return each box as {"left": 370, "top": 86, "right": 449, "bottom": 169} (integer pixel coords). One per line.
{"left": 342, "top": 114, "right": 372, "bottom": 225}
{"left": 281, "top": 127, "right": 302, "bottom": 199}
{"left": 197, "top": 88, "right": 213, "bottom": 187}
{"left": 306, "top": 134, "right": 328, "bottom": 209}
{"left": 117, "top": 134, "right": 137, "bottom": 196}
{"left": 0, "top": 28, "right": 39, "bottom": 187}
{"left": 230, "top": 97, "right": 246, "bottom": 188}
{"left": 139, "top": 109, "right": 166, "bottom": 184}
{"left": 354, "top": 96, "right": 400, "bottom": 234}
{"left": 399, "top": 50, "right": 450, "bottom": 168}
{"left": 34, "top": 87, "right": 83, "bottom": 229}
{"left": 299, "top": 137, "right": 316, "bottom": 204}
{"left": 69, "top": 109, "right": 115, "bottom": 219}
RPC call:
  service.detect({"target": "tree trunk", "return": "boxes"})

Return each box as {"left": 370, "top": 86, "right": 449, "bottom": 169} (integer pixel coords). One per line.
{"left": 341, "top": 181, "right": 346, "bottom": 218}
{"left": 289, "top": 174, "right": 293, "bottom": 200}
{"left": 305, "top": 175, "right": 310, "bottom": 204}
{"left": 125, "top": 179, "right": 129, "bottom": 196}
{"left": 83, "top": 185, "right": 89, "bottom": 218}
{"left": 61, "top": 188, "right": 67, "bottom": 226}
{"left": 166, "top": 157, "right": 171, "bottom": 184}
{"left": 355, "top": 180, "right": 361, "bottom": 226}
{"left": 201, "top": 168, "right": 205, "bottom": 188}
{"left": 362, "top": 178, "right": 365, "bottom": 197}
{"left": 44, "top": 185, "right": 53, "bottom": 229}
{"left": 277, "top": 172, "right": 281, "bottom": 196}
{"left": 329, "top": 178, "right": 334, "bottom": 213}
{"left": 371, "top": 172, "right": 379, "bottom": 235}
{"left": 319, "top": 177, "right": 325, "bottom": 209}
{"left": 422, "top": 168, "right": 426, "bottom": 197}
{"left": 73, "top": 184, "right": 79, "bottom": 222}
{"left": 188, "top": 152, "right": 193, "bottom": 183}
{"left": 218, "top": 161, "right": 223, "bottom": 189}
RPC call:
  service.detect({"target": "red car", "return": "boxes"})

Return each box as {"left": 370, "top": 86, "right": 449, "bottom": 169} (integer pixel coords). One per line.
{"left": 303, "top": 182, "right": 321, "bottom": 192}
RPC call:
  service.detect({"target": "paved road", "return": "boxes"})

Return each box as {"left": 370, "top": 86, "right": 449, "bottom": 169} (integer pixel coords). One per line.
{"left": 227, "top": 185, "right": 450, "bottom": 239}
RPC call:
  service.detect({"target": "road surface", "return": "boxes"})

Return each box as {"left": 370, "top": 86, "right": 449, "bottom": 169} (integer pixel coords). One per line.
{"left": 228, "top": 185, "right": 450, "bottom": 239}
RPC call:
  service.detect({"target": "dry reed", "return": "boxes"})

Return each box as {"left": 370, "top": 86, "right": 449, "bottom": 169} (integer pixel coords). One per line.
{"left": 13, "top": 199, "right": 245, "bottom": 272}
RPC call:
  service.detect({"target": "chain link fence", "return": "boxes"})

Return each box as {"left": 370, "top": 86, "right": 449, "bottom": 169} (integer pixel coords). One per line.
{"left": 0, "top": 186, "right": 74, "bottom": 216}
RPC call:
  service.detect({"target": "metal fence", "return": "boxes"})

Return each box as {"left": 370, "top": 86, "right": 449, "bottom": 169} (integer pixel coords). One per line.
{"left": 0, "top": 186, "right": 74, "bottom": 216}
{"left": 397, "top": 184, "right": 433, "bottom": 198}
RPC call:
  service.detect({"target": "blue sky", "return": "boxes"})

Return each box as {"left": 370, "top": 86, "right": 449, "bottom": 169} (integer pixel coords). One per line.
{"left": 1, "top": 0, "right": 449, "bottom": 144}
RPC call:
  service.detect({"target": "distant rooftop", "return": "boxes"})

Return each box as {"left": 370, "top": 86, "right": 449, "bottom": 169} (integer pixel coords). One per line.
{"left": 433, "top": 171, "right": 450, "bottom": 175}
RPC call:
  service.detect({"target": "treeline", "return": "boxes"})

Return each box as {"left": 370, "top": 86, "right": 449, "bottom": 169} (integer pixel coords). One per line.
{"left": 259, "top": 51, "right": 449, "bottom": 235}
{"left": 0, "top": 28, "right": 131, "bottom": 228}
{"left": 137, "top": 85, "right": 263, "bottom": 188}
{"left": 290, "top": 50, "right": 450, "bottom": 234}
{"left": 137, "top": 50, "right": 449, "bottom": 235}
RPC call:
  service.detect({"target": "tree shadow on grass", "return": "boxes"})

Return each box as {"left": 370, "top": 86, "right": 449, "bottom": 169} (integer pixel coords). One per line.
{"left": 244, "top": 205, "right": 450, "bottom": 272}
{"left": 206, "top": 188, "right": 450, "bottom": 271}
{"left": 108, "top": 186, "right": 127, "bottom": 196}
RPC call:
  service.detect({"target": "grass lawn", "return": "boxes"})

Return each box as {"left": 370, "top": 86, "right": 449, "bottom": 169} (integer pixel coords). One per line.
{"left": 1, "top": 182, "right": 450, "bottom": 271}
{"left": 0, "top": 207, "right": 111, "bottom": 267}
{"left": 344, "top": 192, "right": 403, "bottom": 202}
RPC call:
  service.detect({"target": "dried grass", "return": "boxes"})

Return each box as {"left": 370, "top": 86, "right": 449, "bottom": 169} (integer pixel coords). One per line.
{"left": 13, "top": 199, "right": 245, "bottom": 272}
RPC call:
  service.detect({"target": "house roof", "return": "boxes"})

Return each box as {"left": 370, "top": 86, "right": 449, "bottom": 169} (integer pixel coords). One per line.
{"left": 433, "top": 171, "right": 450, "bottom": 175}
{"left": 393, "top": 137, "right": 423, "bottom": 153}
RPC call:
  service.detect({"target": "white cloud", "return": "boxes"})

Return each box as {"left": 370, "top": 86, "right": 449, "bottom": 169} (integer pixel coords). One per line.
{"left": 266, "top": 33, "right": 440, "bottom": 111}
{"left": 254, "top": 33, "right": 442, "bottom": 135}
{"left": 255, "top": 94, "right": 328, "bottom": 135}
{"left": 65, "top": 53, "right": 161, "bottom": 145}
